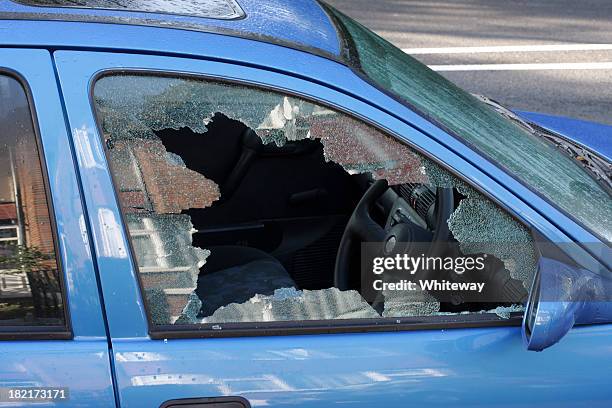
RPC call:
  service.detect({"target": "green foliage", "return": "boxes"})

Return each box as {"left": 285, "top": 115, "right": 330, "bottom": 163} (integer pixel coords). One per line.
{"left": 0, "top": 245, "right": 52, "bottom": 273}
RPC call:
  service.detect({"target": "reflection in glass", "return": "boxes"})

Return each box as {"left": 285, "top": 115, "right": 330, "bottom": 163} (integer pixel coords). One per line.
{"left": 0, "top": 75, "right": 64, "bottom": 327}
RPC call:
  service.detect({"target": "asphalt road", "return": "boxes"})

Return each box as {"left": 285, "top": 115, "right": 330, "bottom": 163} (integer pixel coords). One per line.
{"left": 325, "top": 0, "right": 612, "bottom": 125}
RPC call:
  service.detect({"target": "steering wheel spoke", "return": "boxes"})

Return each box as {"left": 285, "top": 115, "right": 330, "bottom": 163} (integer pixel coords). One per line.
{"left": 335, "top": 179, "right": 455, "bottom": 291}
{"left": 355, "top": 218, "right": 386, "bottom": 242}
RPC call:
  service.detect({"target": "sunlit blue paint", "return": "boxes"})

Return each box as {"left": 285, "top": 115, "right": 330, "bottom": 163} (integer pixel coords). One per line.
{"left": 0, "top": 48, "right": 115, "bottom": 406}
{"left": 0, "top": 0, "right": 341, "bottom": 57}
{"left": 110, "top": 326, "right": 612, "bottom": 407}
{"left": 1, "top": 340, "right": 116, "bottom": 406}
{"left": 516, "top": 110, "right": 612, "bottom": 161}
{"left": 0, "top": 49, "right": 107, "bottom": 338}
{"left": 53, "top": 58, "right": 149, "bottom": 339}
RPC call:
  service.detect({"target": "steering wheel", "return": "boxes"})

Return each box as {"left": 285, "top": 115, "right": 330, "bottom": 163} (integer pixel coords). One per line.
{"left": 334, "top": 179, "right": 454, "bottom": 291}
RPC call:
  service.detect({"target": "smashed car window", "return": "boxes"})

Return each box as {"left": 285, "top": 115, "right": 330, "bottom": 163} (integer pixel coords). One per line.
{"left": 325, "top": 5, "right": 612, "bottom": 242}
{"left": 94, "top": 74, "right": 536, "bottom": 327}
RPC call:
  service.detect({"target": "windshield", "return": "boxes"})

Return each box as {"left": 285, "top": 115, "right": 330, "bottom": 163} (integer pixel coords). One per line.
{"left": 323, "top": 4, "right": 611, "bottom": 242}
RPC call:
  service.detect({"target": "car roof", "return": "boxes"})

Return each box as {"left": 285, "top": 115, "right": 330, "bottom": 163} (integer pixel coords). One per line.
{"left": 0, "top": 0, "right": 343, "bottom": 59}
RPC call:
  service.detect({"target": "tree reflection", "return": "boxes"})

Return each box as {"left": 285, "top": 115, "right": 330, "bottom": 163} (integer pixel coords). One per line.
{"left": 0, "top": 245, "right": 62, "bottom": 322}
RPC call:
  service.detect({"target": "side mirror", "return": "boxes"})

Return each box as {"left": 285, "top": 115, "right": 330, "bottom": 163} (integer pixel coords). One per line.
{"left": 523, "top": 255, "right": 612, "bottom": 351}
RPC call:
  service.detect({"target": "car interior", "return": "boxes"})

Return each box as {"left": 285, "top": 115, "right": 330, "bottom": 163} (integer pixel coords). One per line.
{"left": 153, "top": 114, "right": 528, "bottom": 319}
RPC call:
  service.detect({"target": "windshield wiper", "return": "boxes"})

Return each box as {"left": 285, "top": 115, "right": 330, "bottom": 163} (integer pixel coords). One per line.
{"left": 474, "top": 94, "right": 612, "bottom": 190}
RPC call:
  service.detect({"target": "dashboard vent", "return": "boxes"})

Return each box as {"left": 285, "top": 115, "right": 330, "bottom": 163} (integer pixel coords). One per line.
{"left": 397, "top": 183, "right": 437, "bottom": 226}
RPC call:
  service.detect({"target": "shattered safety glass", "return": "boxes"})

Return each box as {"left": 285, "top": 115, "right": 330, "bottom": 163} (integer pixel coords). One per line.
{"left": 93, "top": 74, "right": 536, "bottom": 329}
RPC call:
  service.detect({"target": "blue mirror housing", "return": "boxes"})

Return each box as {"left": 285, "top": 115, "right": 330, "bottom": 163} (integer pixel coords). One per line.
{"left": 523, "top": 255, "right": 612, "bottom": 351}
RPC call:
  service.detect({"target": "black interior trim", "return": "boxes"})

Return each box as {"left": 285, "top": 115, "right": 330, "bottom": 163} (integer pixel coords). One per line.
{"left": 0, "top": 327, "right": 72, "bottom": 341}
{"left": 151, "top": 313, "right": 524, "bottom": 340}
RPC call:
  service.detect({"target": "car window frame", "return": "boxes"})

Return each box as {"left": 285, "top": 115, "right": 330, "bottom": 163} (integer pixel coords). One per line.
{"left": 0, "top": 69, "right": 72, "bottom": 341}
{"left": 89, "top": 69, "right": 533, "bottom": 339}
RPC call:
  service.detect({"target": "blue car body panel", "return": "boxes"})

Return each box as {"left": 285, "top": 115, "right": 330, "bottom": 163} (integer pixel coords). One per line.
{"left": 0, "top": 48, "right": 116, "bottom": 407}
{"left": 516, "top": 110, "right": 612, "bottom": 162}
{"left": 0, "top": 0, "right": 342, "bottom": 58}
{"left": 53, "top": 48, "right": 612, "bottom": 407}
{"left": 108, "top": 326, "right": 612, "bottom": 408}
{"left": 0, "top": 2, "right": 610, "bottom": 406}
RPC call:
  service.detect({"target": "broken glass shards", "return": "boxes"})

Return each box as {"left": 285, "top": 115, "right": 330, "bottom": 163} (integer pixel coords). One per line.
{"left": 94, "top": 73, "right": 539, "bottom": 324}
{"left": 382, "top": 287, "right": 440, "bottom": 317}
{"left": 447, "top": 189, "right": 537, "bottom": 288}
{"left": 107, "top": 136, "right": 218, "bottom": 324}
{"left": 175, "top": 292, "right": 204, "bottom": 325}
{"left": 95, "top": 75, "right": 428, "bottom": 186}
{"left": 435, "top": 304, "right": 525, "bottom": 319}
{"left": 108, "top": 138, "right": 220, "bottom": 215}
{"left": 255, "top": 96, "right": 314, "bottom": 145}
{"left": 309, "top": 113, "right": 428, "bottom": 185}
{"left": 98, "top": 88, "right": 222, "bottom": 325}
{"left": 418, "top": 156, "right": 537, "bottom": 288}
{"left": 128, "top": 138, "right": 219, "bottom": 213}
{"left": 253, "top": 96, "right": 428, "bottom": 185}
{"left": 491, "top": 304, "right": 524, "bottom": 319}
{"left": 251, "top": 96, "right": 429, "bottom": 185}
{"left": 128, "top": 213, "right": 210, "bottom": 324}
{"left": 95, "top": 75, "right": 285, "bottom": 141}
{"left": 202, "top": 287, "right": 379, "bottom": 323}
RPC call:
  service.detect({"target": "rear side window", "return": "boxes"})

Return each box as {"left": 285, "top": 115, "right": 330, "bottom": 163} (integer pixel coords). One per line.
{"left": 0, "top": 75, "right": 66, "bottom": 334}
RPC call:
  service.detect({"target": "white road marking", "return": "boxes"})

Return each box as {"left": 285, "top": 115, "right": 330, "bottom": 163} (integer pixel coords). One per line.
{"left": 403, "top": 43, "right": 612, "bottom": 54}
{"left": 429, "top": 62, "right": 612, "bottom": 71}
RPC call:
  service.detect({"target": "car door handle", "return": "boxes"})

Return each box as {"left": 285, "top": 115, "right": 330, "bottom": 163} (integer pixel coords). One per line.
{"left": 289, "top": 188, "right": 329, "bottom": 206}
{"left": 160, "top": 396, "right": 251, "bottom": 408}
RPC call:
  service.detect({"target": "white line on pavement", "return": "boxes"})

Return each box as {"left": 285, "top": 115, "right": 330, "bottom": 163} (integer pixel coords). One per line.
{"left": 429, "top": 62, "right": 612, "bottom": 71}
{"left": 404, "top": 44, "right": 612, "bottom": 54}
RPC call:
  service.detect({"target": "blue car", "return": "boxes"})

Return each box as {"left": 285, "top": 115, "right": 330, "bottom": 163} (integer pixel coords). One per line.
{"left": 0, "top": 1, "right": 611, "bottom": 407}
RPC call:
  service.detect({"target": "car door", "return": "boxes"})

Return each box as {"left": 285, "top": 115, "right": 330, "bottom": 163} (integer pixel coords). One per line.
{"left": 0, "top": 49, "right": 116, "bottom": 407}
{"left": 55, "top": 45, "right": 612, "bottom": 408}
